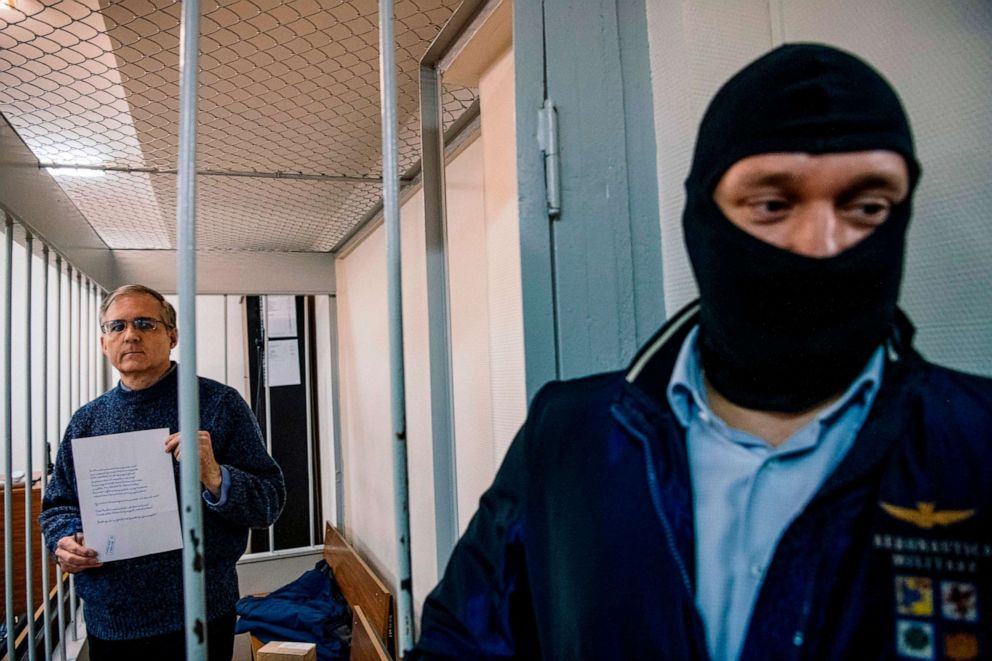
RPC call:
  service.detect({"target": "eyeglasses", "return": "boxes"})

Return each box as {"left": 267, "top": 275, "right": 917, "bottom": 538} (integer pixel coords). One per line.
{"left": 100, "top": 317, "right": 170, "bottom": 334}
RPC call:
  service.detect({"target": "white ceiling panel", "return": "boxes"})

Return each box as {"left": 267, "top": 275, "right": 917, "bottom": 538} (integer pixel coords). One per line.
{"left": 0, "top": 0, "right": 479, "bottom": 251}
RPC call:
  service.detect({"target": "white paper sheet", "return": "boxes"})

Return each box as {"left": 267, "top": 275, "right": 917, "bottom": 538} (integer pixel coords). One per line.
{"left": 72, "top": 427, "right": 183, "bottom": 562}
{"left": 267, "top": 338, "right": 301, "bottom": 387}
{"left": 266, "top": 295, "right": 298, "bottom": 338}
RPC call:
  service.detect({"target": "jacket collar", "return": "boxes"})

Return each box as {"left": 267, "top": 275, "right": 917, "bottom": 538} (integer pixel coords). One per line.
{"left": 624, "top": 300, "right": 701, "bottom": 410}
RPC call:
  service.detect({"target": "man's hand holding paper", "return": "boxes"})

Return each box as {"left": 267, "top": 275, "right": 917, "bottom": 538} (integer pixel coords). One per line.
{"left": 164, "top": 430, "right": 223, "bottom": 498}
{"left": 71, "top": 427, "right": 183, "bottom": 563}
{"left": 54, "top": 532, "right": 102, "bottom": 574}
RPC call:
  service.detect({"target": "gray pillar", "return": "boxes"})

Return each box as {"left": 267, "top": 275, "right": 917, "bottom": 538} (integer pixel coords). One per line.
{"left": 24, "top": 233, "right": 36, "bottom": 661}
{"left": 4, "top": 216, "right": 15, "bottom": 661}
{"left": 378, "top": 0, "right": 414, "bottom": 652}
{"left": 175, "top": 0, "right": 208, "bottom": 655}
{"left": 40, "top": 246, "right": 52, "bottom": 661}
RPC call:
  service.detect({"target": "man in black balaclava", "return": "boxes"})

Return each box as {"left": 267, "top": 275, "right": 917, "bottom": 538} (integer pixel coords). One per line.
{"left": 685, "top": 43, "right": 917, "bottom": 415}
{"left": 412, "top": 44, "right": 992, "bottom": 660}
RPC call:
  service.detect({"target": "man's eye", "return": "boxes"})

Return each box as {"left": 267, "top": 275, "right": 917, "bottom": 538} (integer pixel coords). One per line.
{"left": 749, "top": 198, "right": 791, "bottom": 220}
{"left": 133, "top": 319, "right": 156, "bottom": 331}
{"left": 861, "top": 202, "right": 888, "bottom": 216}
{"left": 105, "top": 321, "right": 126, "bottom": 333}
{"left": 846, "top": 198, "right": 892, "bottom": 224}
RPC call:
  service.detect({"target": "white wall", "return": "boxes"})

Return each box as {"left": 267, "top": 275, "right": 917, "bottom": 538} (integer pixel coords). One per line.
{"left": 476, "top": 49, "right": 527, "bottom": 473}
{"left": 445, "top": 49, "right": 527, "bottom": 533}
{"left": 335, "top": 45, "right": 527, "bottom": 617}
{"left": 313, "top": 295, "right": 338, "bottom": 533}
{"left": 646, "top": 0, "right": 992, "bottom": 376}
{"left": 445, "top": 137, "right": 498, "bottom": 533}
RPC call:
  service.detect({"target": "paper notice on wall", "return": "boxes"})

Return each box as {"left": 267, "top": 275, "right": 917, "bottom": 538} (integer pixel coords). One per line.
{"left": 72, "top": 427, "right": 182, "bottom": 562}
{"left": 267, "top": 338, "right": 301, "bottom": 387}
{"left": 266, "top": 295, "right": 298, "bottom": 338}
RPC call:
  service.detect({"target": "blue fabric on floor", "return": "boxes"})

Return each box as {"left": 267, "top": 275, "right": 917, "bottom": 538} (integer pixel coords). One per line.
{"left": 236, "top": 559, "right": 351, "bottom": 660}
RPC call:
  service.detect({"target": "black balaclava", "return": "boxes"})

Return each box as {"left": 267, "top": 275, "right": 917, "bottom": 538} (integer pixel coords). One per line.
{"left": 683, "top": 43, "right": 921, "bottom": 412}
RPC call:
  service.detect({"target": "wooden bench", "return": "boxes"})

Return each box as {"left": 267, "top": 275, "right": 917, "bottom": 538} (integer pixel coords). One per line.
{"left": 249, "top": 523, "right": 394, "bottom": 661}
{"left": 350, "top": 605, "right": 391, "bottom": 661}
{"left": 322, "top": 522, "right": 394, "bottom": 661}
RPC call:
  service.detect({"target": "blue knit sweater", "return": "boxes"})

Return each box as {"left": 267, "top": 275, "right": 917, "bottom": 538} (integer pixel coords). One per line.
{"left": 40, "top": 364, "right": 286, "bottom": 639}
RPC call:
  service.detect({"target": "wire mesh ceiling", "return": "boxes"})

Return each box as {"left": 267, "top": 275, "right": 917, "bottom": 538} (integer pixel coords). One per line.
{"left": 0, "top": 0, "right": 479, "bottom": 251}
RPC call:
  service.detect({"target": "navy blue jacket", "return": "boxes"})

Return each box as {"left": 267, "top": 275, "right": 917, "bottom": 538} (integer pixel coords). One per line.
{"left": 412, "top": 304, "right": 992, "bottom": 660}
{"left": 236, "top": 560, "right": 350, "bottom": 660}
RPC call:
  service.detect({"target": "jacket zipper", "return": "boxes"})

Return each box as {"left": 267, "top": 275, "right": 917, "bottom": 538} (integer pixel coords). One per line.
{"left": 612, "top": 405, "right": 692, "bottom": 593}
{"left": 616, "top": 410, "right": 712, "bottom": 660}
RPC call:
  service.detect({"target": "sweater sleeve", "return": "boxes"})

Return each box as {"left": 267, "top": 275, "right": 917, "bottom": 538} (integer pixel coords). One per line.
{"left": 39, "top": 422, "right": 84, "bottom": 553}
{"left": 204, "top": 388, "right": 286, "bottom": 529}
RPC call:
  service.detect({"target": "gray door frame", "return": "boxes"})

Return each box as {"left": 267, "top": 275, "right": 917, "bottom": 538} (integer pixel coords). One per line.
{"left": 515, "top": 0, "right": 665, "bottom": 400}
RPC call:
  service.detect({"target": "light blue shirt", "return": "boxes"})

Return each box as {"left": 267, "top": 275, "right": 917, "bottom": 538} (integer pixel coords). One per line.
{"left": 667, "top": 326, "right": 884, "bottom": 661}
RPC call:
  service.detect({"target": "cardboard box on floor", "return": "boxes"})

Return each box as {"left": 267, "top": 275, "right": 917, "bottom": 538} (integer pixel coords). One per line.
{"left": 256, "top": 641, "right": 317, "bottom": 661}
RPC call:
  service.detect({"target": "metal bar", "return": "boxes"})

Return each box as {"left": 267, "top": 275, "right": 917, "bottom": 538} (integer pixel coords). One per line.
{"left": 24, "top": 232, "right": 36, "bottom": 661}
{"left": 69, "top": 268, "right": 77, "bottom": 641}
{"left": 223, "top": 295, "right": 229, "bottom": 385}
{"left": 378, "top": 0, "right": 414, "bottom": 653}
{"left": 68, "top": 270, "right": 73, "bottom": 412}
{"left": 92, "top": 285, "right": 98, "bottom": 397}
{"left": 176, "top": 0, "right": 208, "bottom": 656}
{"left": 419, "top": 62, "right": 460, "bottom": 575}
{"left": 241, "top": 298, "right": 250, "bottom": 398}
{"left": 74, "top": 271, "right": 80, "bottom": 413}
{"left": 327, "top": 295, "right": 345, "bottom": 532}
{"left": 262, "top": 297, "right": 274, "bottom": 553}
{"left": 4, "top": 215, "right": 15, "bottom": 661}
{"left": 79, "top": 278, "right": 86, "bottom": 409}
{"left": 85, "top": 280, "right": 92, "bottom": 402}
{"left": 37, "top": 163, "right": 403, "bottom": 184}
{"left": 90, "top": 282, "right": 95, "bottom": 398}
{"left": 96, "top": 290, "right": 105, "bottom": 396}
{"left": 95, "top": 287, "right": 100, "bottom": 395}
{"left": 40, "top": 245, "right": 52, "bottom": 661}
{"left": 64, "top": 265, "right": 72, "bottom": 412}
{"left": 89, "top": 284, "right": 93, "bottom": 391}
{"left": 71, "top": 276, "right": 85, "bottom": 640}
{"left": 82, "top": 279, "right": 89, "bottom": 405}
{"left": 54, "top": 256, "right": 65, "bottom": 661}
{"left": 304, "top": 299, "right": 315, "bottom": 547}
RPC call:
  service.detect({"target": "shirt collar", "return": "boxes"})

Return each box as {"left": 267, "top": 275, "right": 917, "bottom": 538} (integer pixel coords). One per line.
{"left": 667, "top": 326, "right": 885, "bottom": 439}
{"left": 666, "top": 326, "right": 709, "bottom": 429}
